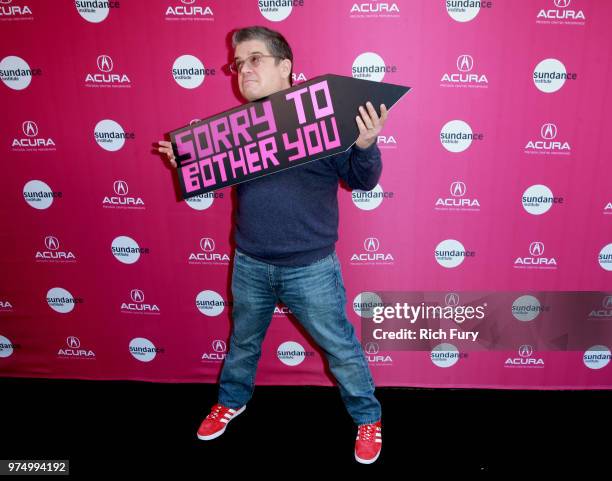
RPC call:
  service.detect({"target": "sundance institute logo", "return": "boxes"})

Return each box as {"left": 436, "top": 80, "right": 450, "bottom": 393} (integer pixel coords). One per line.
{"left": 75, "top": 0, "right": 120, "bottom": 23}
{"left": 172, "top": 54, "right": 215, "bottom": 89}
{"left": 446, "top": 0, "right": 493, "bottom": 23}
{"left": 258, "top": 0, "right": 304, "bottom": 22}
{"left": 533, "top": 58, "right": 576, "bottom": 93}
{"left": 0, "top": 55, "right": 41, "bottom": 90}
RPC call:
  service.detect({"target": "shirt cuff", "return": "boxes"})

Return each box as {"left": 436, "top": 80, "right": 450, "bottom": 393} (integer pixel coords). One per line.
{"left": 352, "top": 141, "right": 378, "bottom": 155}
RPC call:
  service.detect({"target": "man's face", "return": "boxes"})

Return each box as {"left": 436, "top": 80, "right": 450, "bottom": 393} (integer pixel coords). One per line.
{"left": 234, "top": 39, "right": 291, "bottom": 102}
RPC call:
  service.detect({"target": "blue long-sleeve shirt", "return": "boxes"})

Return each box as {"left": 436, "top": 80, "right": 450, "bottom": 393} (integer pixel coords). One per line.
{"left": 233, "top": 142, "right": 382, "bottom": 266}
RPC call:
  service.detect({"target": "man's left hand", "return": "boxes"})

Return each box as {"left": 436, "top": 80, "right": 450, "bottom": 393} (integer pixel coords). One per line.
{"left": 355, "top": 101, "right": 388, "bottom": 149}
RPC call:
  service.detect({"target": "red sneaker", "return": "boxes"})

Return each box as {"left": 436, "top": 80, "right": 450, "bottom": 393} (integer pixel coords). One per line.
{"left": 354, "top": 420, "right": 382, "bottom": 464}
{"left": 197, "top": 403, "right": 246, "bottom": 440}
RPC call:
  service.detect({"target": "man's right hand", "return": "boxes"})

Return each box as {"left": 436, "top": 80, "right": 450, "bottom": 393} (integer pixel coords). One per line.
{"left": 157, "top": 140, "right": 177, "bottom": 168}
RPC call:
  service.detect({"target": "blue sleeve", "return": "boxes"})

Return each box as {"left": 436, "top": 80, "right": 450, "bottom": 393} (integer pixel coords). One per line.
{"left": 333, "top": 142, "right": 382, "bottom": 191}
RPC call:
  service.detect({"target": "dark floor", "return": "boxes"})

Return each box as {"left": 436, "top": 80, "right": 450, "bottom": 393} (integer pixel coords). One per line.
{"left": 1, "top": 377, "right": 609, "bottom": 475}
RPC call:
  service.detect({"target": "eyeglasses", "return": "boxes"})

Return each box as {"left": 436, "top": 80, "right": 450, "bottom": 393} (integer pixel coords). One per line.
{"left": 228, "top": 54, "right": 282, "bottom": 75}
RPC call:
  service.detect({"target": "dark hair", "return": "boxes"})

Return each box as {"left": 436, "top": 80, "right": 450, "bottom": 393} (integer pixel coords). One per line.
{"left": 231, "top": 26, "right": 293, "bottom": 86}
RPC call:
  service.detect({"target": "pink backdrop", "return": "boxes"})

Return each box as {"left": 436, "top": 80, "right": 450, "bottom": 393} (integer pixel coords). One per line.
{"left": 1, "top": 0, "right": 611, "bottom": 389}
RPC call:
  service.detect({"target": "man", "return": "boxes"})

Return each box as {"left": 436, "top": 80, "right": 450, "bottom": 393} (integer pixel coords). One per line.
{"left": 157, "top": 26, "right": 388, "bottom": 464}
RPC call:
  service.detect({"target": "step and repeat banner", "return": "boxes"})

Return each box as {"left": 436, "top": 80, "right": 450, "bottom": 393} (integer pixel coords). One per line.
{"left": 1, "top": 0, "right": 611, "bottom": 389}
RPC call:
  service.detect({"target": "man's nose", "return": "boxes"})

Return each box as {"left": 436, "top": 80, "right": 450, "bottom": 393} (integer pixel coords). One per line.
{"left": 241, "top": 61, "right": 254, "bottom": 75}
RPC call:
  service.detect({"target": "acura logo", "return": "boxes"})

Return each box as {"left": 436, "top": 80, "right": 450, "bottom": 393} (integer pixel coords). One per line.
{"left": 519, "top": 345, "right": 534, "bottom": 357}
{"left": 22, "top": 121, "right": 38, "bottom": 137}
{"left": 45, "top": 236, "right": 59, "bottom": 251}
{"left": 67, "top": 336, "right": 80, "bottom": 349}
{"left": 445, "top": 293, "right": 460, "bottom": 306}
{"left": 364, "top": 237, "right": 380, "bottom": 252}
{"left": 456, "top": 55, "right": 473, "bottom": 72}
{"left": 130, "top": 289, "right": 144, "bottom": 302}
{"left": 113, "top": 180, "right": 128, "bottom": 196}
{"left": 450, "top": 181, "right": 466, "bottom": 197}
{"left": 212, "top": 340, "right": 226, "bottom": 352}
{"left": 97, "top": 55, "right": 113, "bottom": 73}
{"left": 529, "top": 242, "right": 544, "bottom": 257}
{"left": 200, "top": 238, "right": 215, "bottom": 252}
{"left": 540, "top": 123, "right": 557, "bottom": 140}
{"left": 365, "top": 342, "right": 379, "bottom": 354}
{"left": 554, "top": 0, "right": 571, "bottom": 8}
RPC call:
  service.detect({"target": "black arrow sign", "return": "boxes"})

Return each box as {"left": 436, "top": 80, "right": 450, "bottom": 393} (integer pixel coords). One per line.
{"left": 168, "top": 73, "right": 411, "bottom": 199}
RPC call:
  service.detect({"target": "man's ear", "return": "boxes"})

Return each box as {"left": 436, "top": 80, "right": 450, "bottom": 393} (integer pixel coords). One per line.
{"left": 281, "top": 58, "right": 292, "bottom": 81}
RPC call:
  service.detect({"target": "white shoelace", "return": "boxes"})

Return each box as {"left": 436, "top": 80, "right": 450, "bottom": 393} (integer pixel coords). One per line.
{"left": 207, "top": 405, "right": 224, "bottom": 420}
{"left": 358, "top": 424, "right": 378, "bottom": 441}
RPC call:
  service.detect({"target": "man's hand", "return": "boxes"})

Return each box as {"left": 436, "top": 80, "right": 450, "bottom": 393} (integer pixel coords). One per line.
{"left": 157, "top": 140, "right": 177, "bottom": 168}
{"left": 355, "top": 101, "right": 388, "bottom": 149}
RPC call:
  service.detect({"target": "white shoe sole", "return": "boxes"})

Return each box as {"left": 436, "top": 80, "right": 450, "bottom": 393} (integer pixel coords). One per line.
{"left": 197, "top": 405, "right": 246, "bottom": 441}
{"left": 355, "top": 448, "right": 381, "bottom": 464}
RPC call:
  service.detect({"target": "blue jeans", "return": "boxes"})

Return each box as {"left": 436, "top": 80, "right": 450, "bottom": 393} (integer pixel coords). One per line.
{"left": 217, "top": 248, "right": 382, "bottom": 426}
